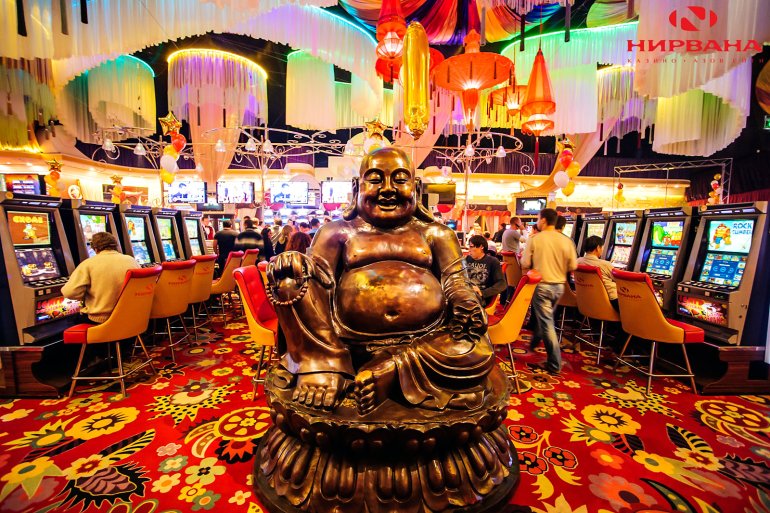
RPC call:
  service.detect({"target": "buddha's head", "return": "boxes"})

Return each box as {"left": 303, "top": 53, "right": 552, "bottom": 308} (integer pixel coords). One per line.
{"left": 355, "top": 147, "right": 416, "bottom": 228}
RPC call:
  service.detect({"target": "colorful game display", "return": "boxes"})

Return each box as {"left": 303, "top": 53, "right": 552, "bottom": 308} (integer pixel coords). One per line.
{"left": 677, "top": 295, "right": 728, "bottom": 327}
{"left": 706, "top": 219, "right": 754, "bottom": 253}
{"left": 185, "top": 218, "right": 203, "bottom": 256}
{"left": 562, "top": 222, "right": 574, "bottom": 239}
{"left": 7, "top": 212, "right": 61, "bottom": 283}
{"left": 126, "top": 215, "right": 151, "bottom": 264}
{"left": 610, "top": 245, "right": 632, "bottom": 268}
{"left": 79, "top": 214, "right": 107, "bottom": 257}
{"left": 650, "top": 220, "right": 684, "bottom": 248}
{"left": 698, "top": 253, "right": 748, "bottom": 288}
{"left": 586, "top": 223, "right": 605, "bottom": 239}
{"left": 8, "top": 211, "right": 51, "bottom": 245}
{"left": 157, "top": 217, "right": 178, "bottom": 260}
{"left": 613, "top": 222, "right": 637, "bottom": 245}
{"left": 217, "top": 182, "right": 255, "bottom": 204}
{"left": 645, "top": 248, "right": 678, "bottom": 276}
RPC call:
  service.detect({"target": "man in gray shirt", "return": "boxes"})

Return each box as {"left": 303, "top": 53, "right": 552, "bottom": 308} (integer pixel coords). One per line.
{"left": 501, "top": 216, "right": 527, "bottom": 253}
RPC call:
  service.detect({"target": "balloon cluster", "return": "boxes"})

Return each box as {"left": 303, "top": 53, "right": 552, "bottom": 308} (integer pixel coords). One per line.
{"left": 553, "top": 148, "right": 580, "bottom": 197}
{"left": 45, "top": 159, "right": 62, "bottom": 197}
{"left": 158, "top": 112, "right": 186, "bottom": 185}
{"left": 707, "top": 174, "right": 723, "bottom": 205}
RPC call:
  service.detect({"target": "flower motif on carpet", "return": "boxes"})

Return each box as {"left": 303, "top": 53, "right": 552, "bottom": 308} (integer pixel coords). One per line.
{"left": 0, "top": 455, "right": 62, "bottom": 502}
{"left": 597, "top": 381, "right": 680, "bottom": 417}
{"left": 105, "top": 498, "right": 183, "bottom": 513}
{"left": 530, "top": 493, "right": 588, "bottom": 513}
{"left": 582, "top": 405, "right": 641, "bottom": 435}
{"left": 3, "top": 418, "right": 75, "bottom": 450}
{"left": 58, "top": 462, "right": 151, "bottom": 511}
{"left": 149, "top": 379, "right": 235, "bottom": 425}
{"left": 511, "top": 426, "right": 582, "bottom": 500}
{"left": 666, "top": 423, "right": 722, "bottom": 471}
{"left": 68, "top": 407, "right": 140, "bottom": 441}
{"left": 695, "top": 399, "right": 770, "bottom": 446}
{"left": 588, "top": 473, "right": 657, "bottom": 511}
{"left": 179, "top": 406, "right": 270, "bottom": 465}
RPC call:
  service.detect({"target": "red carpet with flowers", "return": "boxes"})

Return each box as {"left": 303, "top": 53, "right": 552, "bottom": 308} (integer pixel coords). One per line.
{"left": 1, "top": 320, "right": 769, "bottom": 513}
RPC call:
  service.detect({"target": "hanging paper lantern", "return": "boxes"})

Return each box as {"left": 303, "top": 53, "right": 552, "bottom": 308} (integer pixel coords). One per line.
{"left": 522, "top": 49, "right": 556, "bottom": 118}
{"left": 401, "top": 22, "right": 430, "bottom": 140}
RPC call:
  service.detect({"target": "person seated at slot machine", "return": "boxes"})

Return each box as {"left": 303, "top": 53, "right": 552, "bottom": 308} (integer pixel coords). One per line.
{"left": 213, "top": 220, "right": 239, "bottom": 277}
{"left": 61, "top": 232, "right": 140, "bottom": 323}
{"left": 465, "top": 235, "right": 506, "bottom": 307}
{"left": 576, "top": 235, "right": 618, "bottom": 310}
{"left": 234, "top": 219, "right": 274, "bottom": 261}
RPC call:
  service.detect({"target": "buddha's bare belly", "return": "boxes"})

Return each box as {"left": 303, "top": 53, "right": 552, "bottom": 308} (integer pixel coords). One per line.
{"left": 335, "top": 261, "right": 445, "bottom": 336}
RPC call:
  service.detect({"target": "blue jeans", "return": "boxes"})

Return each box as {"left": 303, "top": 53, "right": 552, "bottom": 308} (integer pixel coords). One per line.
{"left": 531, "top": 283, "right": 565, "bottom": 372}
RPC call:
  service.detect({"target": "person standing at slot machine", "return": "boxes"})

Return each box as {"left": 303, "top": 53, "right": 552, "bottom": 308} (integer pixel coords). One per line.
{"left": 62, "top": 232, "right": 139, "bottom": 323}
{"left": 213, "top": 220, "right": 238, "bottom": 278}
{"left": 234, "top": 219, "right": 274, "bottom": 261}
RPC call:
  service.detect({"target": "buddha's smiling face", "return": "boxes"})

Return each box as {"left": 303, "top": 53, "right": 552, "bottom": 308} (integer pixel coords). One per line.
{"left": 357, "top": 148, "right": 416, "bottom": 228}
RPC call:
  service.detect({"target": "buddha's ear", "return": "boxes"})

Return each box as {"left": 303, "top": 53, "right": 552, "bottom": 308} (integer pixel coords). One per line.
{"left": 342, "top": 177, "right": 359, "bottom": 220}
{"left": 414, "top": 177, "right": 435, "bottom": 223}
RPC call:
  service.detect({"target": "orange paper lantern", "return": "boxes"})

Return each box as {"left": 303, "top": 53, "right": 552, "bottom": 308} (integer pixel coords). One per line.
{"left": 521, "top": 49, "right": 555, "bottom": 118}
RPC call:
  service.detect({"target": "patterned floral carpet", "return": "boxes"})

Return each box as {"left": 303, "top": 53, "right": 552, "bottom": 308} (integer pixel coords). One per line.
{"left": 0, "top": 320, "right": 769, "bottom": 513}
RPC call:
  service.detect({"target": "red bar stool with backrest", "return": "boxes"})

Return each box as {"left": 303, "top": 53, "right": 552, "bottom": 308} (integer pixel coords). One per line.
{"left": 573, "top": 265, "right": 621, "bottom": 365}
{"left": 234, "top": 265, "right": 279, "bottom": 398}
{"left": 150, "top": 260, "right": 196, "bottom": 363}
{"left": 487, "top": 270, "right": 542, "bottom": 394}
{"left": 612, "top": 269, "right": 703, "bottom": 394}
{"left": 188, "top": 254, "right": 217, "bottom": 341}
{"left": 210, "top": 251, "right": 244, "bottom": 328}
{"left": 64, "top": 266, "right": 161, "bottom": 398}
{"left": 240, "top": 248, "right": 260, "bottom": 268}
{"left": 556, "top": 284, "right": 579, "bottom": 345}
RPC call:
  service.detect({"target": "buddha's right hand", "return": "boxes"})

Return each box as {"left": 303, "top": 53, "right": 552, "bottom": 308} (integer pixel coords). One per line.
{"left": 292, "top": 372, "right": 346, "bottom": 410}
{"left": 267, "top": 251, "right": 334, "bottom": 290}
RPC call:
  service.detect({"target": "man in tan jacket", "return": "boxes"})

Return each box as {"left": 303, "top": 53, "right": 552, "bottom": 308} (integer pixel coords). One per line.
{"left": 62, "top": 232, "right": 139, "bottom": 323}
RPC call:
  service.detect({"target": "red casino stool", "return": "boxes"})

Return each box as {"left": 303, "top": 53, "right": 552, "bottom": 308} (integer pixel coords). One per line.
{"left": 234, "top": 265, "right": 279, "bottom": 398}
{"left": 574, "top": 265, "right": 621, "bottom": 365}
{"left": 150, "top": 260, "right": 196, "bottom": 363}
{"left": 612, "top": 269, "right": 703, "bottom": 394}
{"left": 240, "top": 248, "right": 260, "bottom": 268}
{"left": 210, "top": 251, "right": 244, "bottom": 328}
{"left": 487, "top": 270, "right": 542, "bottom": 394}
{"left": 65, "top": 266, "right": 161, "bottom": 398}
{"left": 188, "top": 254, "right": 217, "bottom": 341}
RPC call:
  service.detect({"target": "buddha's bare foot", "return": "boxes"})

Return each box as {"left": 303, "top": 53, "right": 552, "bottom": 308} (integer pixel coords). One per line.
{"left": 354, "top": 357, "right": 397, "bottom": 415}
{"left": 292, "top": 372, "right": 346, "bottom": 410}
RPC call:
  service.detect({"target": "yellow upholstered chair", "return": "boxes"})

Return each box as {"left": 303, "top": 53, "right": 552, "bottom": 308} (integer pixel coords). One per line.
{"left": 64, "top": 266, "right": 161, "bottom": 398}
{"left": 150, "top": 260, "right": 195, "bottom": 363}
{"left": 240, "top": 248, "right": 260, "bottom": 268}
{"left": 574, "top": 264, "right": 621, "bottom": 364}
{"left": 234, "top": 265, "right": 279, "bottom": 398}
{"left": 188, "top": 254, "right": 216, "bottom": 341}
{"left": 487, "top": 270, "right": 542, "bottom": 394}
{"left": 210, "top": 251, "right": 244, "bottom": 328}
{"left": 612, "top": 270, "right": 703, "bottom": 394}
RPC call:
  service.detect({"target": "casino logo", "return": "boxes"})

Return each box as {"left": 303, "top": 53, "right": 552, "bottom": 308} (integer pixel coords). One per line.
{"left": 668, "top": 6, "right": 717, "bottom": 32}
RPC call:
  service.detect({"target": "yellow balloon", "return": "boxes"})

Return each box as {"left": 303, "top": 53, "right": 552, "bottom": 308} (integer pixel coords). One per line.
{"left": 563, "top": 181, "right": 575, "bottom": 196}
{"left": 161, "top": 171, "right": 175, "bottom": 184}
{"left": 163, "top": 145, "right": 179, "bottom": 159}
{"left": 566, "top": 161, "right": 581, "bottom": 178}
{"left": 401, "top": 22, "right": 430, "bottom": 141}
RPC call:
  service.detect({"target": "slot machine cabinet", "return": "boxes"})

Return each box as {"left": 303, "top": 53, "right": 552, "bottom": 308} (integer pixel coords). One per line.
{"left": 576, "top": 212, "right": 609, "bottom": 257}
{"left": 632, "top": 206, "right": 694, "bottom": 313}
{"left": 177, "top": 210, "right": 210, "bottom": 258}
{"left": 676, "top": 202, "right": 769, "bottom": 394}
{"left": 560, "top": 214, "right": 582, "bottom": 245}
{"left": 151, "top": 207, "right": 184, "bottom": 262}
{"left": 117, "top": 205, "right": 161, "bottom": 267}
{"left": 60, "top": 199, "right": 122, "bottom": 265}
{"left": 0, "top": 193, "right": 82, "bottom": 396}
{"left": 602, "top": 210, "right": 644, "bottom": 270}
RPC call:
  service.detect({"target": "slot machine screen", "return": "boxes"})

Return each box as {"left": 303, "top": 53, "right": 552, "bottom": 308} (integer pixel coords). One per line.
{"left": 698, "top": 254, "right": 748, "bottom": 287}
{"left": 645, "top": 249, "right": 678, "bottom": 276}
{"left": 186, "top": 218, "right": 203, "bottom": 256}
{"left": 651, "top": 220, "right": 684, "bottom": 248}
{"left": 7, "top": 211, "right": 51, "bottom": 245}
{"left": 563, "top": 222, "right": 574, "bottom": 238}
{"left": 80, "top": 214, "right": 108, "bottom": 257}
{"left": 586, "top": 223, "right": 605, "bottom": 239}
{"left": 613, "top": 222, "right": 637, "bottom": 246}
{"left": 131, "top": 242, "right": 151, "bottom": 265}
{"left": 610, "top": 245, "right": 632, "bottom": 268}
{"left": 157, "top": 217, "right": 178, "bottom": 260}
{"left": 189, "top": 239, "right": 202, "bottom": 256}
{"left": 705, "top": 219, "right": 754, "bottom": 254}
{"left": 15, "top": 248, "right": 61, "bottom": 284}
{"left": 125, "top": 215, "right": 146, "bottom": 242}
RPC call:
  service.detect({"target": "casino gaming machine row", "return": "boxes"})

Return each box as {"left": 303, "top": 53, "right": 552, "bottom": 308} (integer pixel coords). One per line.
{"left": 0, "top": 194, "right": 81, "bottom": 396}
{"left": 576, "top": 212, "right": 609, "bottom": 256}
{"left": 675, "top": 202, "right": 770, "bottom": 393}
{"left": 60, "top": 199, "right": 123, "bottom": 265}
{"left": 602, "top": 210, "right": 645, "bottom": 271}
{"left": 632, "top": 206, "right": 695, "bottom": 313}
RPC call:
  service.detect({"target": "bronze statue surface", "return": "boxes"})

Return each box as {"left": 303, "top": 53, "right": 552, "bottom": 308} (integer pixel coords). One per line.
{"left": 257, "top": 147, "right": 518, "bottom": 512}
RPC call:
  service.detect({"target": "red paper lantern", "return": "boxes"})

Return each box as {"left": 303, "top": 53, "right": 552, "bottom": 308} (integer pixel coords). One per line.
{"left": 436, "top": 204, "right": 453, "bottom": 214}
{"left": 521, "top": 49, "right": 556, "bottom": 118}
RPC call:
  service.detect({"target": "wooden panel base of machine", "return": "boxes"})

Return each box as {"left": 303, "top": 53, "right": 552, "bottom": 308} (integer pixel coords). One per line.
{"left": 701, "top": 346, "right": 770, "bottom": 395}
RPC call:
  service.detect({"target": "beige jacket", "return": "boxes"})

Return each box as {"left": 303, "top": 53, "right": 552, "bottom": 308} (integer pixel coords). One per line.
{"left": 577, "top": 253, "right": 618, "bottom": 300}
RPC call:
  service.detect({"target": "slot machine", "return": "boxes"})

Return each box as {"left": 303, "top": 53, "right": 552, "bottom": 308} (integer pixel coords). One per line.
{"left": 60, "top": 199, "right": 122, "bottom": 265}
{"left": 151, "top": 207, "right": 184, "bottom": 262}
{"left": 602, "top": 210, "right": 644, "bottom": 270}
{"left": 117, "top": 205, "right": 161, "bottom": 267}
{"left": 177, "top": 210, "right": 210, "bottom": 258}
{"left": 676, "top": 202, "right": 769, "bottom": 393}
{"left": 0, "top": 194, "right": 83, "bottom": 396}
{"left": 576, "top": 212, "right": 609, "bottom": 256}
{"left": 677, "top": 202, "right": 767, "bottom": 345}
{"left": 632, "top": 206, "right": 694, "bottom": 313}
{"left": 560, "top": 213, "right": 582, "bottom": 245}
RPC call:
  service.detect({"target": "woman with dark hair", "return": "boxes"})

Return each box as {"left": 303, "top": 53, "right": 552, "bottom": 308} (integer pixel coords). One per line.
{"left": 261, "top": 227, "right": 274, "bottom": 257}
{"left": 234, "top": 219, "right": 274, "bottom": 261}
{"left": 285, "top": 231, "right": 312, "bottom": 254}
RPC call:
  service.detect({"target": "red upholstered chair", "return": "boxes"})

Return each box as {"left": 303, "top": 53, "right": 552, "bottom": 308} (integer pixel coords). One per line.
{"left": 487, "top": 270, "right": 542, "bottom": 394}
{"left": 240, "top": 248, "right": 260, "bottom": 268}
{"left": 234, "top": 266, "right": 279, "bottom": 398}
{"left": 188, "top": 254, "right": 217, "bottom": 341}
{"left": 574, "top": 265, "right": 621, "bottom": 364}
{"left": 612, "top": 269, "right": 703, "bottom": 394}
{"left": 257, "top": 260, "right": 269, "bottom": 286}
{"left": 150, "top": 260, "right": 196, "bottom": 363}
{"left": 210, "top": 251, "right": 244, "bottom": 328}
{"left": 64, "top": 266, "right": 161, "bottom": 398}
